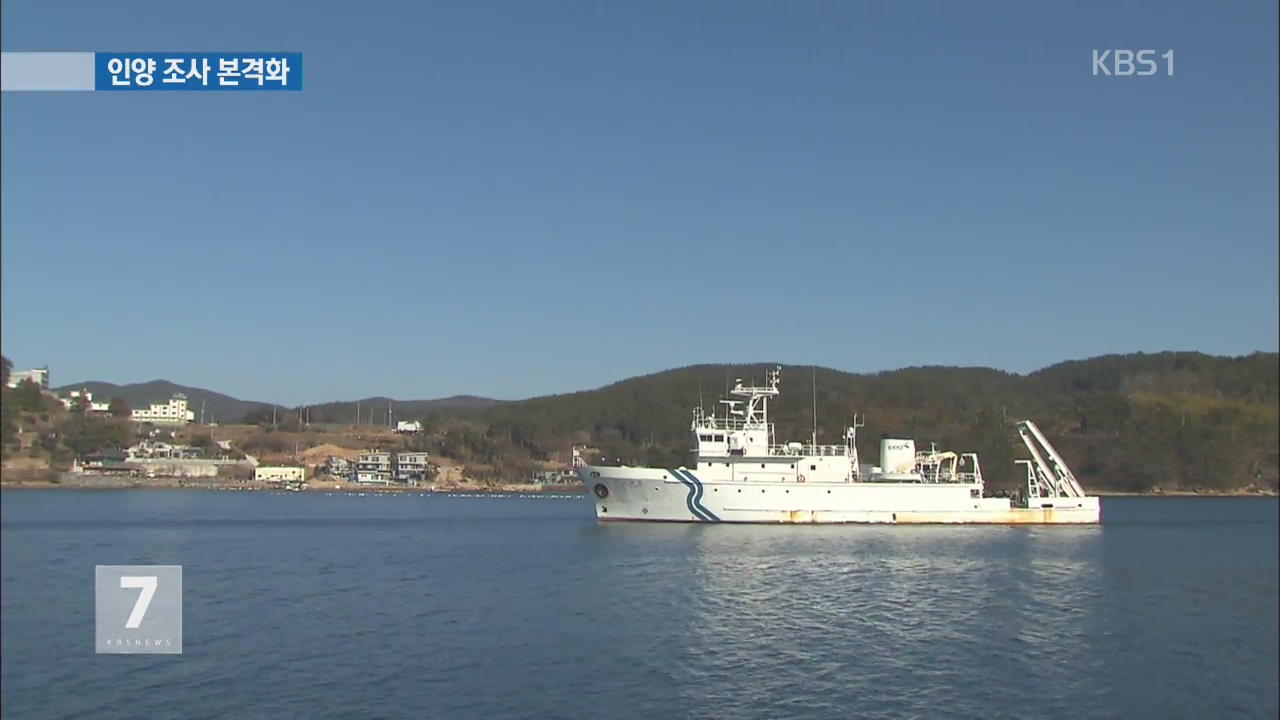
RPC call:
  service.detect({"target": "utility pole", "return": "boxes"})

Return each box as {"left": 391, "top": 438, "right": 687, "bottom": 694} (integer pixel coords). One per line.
{"left": 200, "top": 400, "right": 205, "bottom": 425}
{"left": 356, "top": 401, "right": 361, "bottom": 427}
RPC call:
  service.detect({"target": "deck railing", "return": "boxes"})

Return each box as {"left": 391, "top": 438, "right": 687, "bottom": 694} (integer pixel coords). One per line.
{"left": 915, "top": 470, "right": 983, "bottom": 484}
{"left": 696, "top": 418, "right": 772, "bottom": 432}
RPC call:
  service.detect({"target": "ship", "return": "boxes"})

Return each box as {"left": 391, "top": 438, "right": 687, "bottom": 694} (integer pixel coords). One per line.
{"left": 578, "top": 366, "right": 1100, "bottom": 524}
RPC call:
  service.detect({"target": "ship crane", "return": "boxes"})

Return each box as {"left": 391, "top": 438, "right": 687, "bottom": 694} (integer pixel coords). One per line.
{"left": 1015, "top": 420, "right": 1087, "bottom": 499}
{"left": 914, "top": 450, "right": 960, "bottom": 483}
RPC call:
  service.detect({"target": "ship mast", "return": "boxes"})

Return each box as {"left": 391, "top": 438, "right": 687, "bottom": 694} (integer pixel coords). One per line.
{"left": 811, "top": 366, "right": 817, "bottom": 449}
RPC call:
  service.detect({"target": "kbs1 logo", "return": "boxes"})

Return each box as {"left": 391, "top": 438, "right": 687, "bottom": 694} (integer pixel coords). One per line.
{"left": 1092, "top": 49, "right": 1174, "bottom": 76}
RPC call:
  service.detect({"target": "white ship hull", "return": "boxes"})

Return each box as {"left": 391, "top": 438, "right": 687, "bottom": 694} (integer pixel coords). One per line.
{"left": 581, "top": 466, "right": 1101, "bottom": 524}
{"left": 576, "top": 367, "right": 1101, "bottom": 525}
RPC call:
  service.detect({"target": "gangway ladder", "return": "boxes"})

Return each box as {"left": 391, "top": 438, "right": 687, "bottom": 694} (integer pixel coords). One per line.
{"left": 1014, "top": 420, "right": 1087, "bottom": 499}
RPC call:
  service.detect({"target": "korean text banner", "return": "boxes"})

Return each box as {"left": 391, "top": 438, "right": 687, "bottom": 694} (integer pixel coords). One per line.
{"left": 95, "top": 53, "right": 302, "bottom": 91}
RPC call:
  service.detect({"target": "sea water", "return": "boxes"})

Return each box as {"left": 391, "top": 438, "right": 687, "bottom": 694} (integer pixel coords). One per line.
{"left": 2, "top": 491, "right": 1276, "bottom": 719}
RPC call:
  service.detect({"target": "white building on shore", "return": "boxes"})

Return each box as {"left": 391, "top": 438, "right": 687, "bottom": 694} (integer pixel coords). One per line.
{"left": 355, "top": 450, "right": 431, "bottom": 485}
{"left": 357, "top": 451, "right": 393, "bottom": 484}
{"left": 7, "top": 366, "right": 49, "bottom": 389}
{"left": 132, "top": 393, "right": 196, "bottom": 425}
{"left": 396, "top": 452, "right": 431, "bottom": 484}
{"left": 127, "top": 440, "right": 199, "bottom": 460}
{"left": 61, "top": 388, "right": 111, "bottom": 414}
{"left": 395, "top": 420, "right": 423, "bottom": 434}
{"left": 255, "top": 466, "right": 306, "bottom": 483}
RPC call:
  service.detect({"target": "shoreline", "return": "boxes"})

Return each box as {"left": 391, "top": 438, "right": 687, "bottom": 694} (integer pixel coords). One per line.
{"left": 0, "top": 478, "right": 587, "bottom": 494}
{"left": 0, "top": 480, "right": 1274, "bottom": 497}
{"left": 1091, "top": 489, "right": 1278, "bottom": 497}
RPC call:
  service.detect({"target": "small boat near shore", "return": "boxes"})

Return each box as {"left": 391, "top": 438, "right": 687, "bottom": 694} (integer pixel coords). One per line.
{"left": 579, "top": 367, "right": 1101, "bottom": 524}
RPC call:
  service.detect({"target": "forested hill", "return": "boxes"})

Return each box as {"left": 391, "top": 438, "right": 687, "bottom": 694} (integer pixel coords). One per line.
{"left": 422, "top": 352, "right": 1278, "bottom": 492}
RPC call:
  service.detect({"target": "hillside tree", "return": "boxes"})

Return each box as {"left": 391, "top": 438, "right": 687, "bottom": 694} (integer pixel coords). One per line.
{"left": 11, "top": 380, "right": 46, "bottom": 412}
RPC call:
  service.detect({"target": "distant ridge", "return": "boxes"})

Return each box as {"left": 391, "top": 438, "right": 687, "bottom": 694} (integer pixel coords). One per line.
{"left": 296, "top": 395, "right": 504, "bottom": 425}
{"left": 51, "top": 380, "right": 261, "bottom": 424}
{"left": 458, "top": 351, "right": 1278, "bottom": 492}
{"left": 52, "top": 380, "right": 504, "bottom": 424}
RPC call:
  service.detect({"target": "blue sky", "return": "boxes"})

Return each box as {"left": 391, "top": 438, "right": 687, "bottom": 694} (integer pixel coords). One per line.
{"left": 2, "top": 0, "right": 1276, "bottom": 405}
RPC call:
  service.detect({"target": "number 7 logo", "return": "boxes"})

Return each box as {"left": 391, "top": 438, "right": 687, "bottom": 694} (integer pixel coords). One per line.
{"left": 96, "top": 565, "right": 182, "bottom": 654}
{"left": 120, "top": 576, "right": 158, "bottom": 628}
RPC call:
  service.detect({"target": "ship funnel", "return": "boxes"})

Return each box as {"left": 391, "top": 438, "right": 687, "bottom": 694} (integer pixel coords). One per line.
{"left": 880, "top": 436, "right": 916, "bottom": 474}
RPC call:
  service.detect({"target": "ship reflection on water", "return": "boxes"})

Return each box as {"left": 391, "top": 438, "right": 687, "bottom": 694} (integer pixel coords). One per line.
{"left": 580, "top": 520, "right": 1118, "bottom": 718}
{"left": 578, "top": 501, "right": 1277, "bottom": 719}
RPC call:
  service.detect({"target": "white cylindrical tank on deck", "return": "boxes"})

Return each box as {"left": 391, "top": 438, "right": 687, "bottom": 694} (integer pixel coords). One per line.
{"left": 880, "top": 437, "right": 916, "bottom": 474}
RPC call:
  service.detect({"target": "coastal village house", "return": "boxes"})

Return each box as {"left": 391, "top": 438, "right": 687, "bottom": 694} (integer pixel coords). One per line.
{"left": 61, "top": 388, "right": 111, "bottom": 414}
{"left": 355, "top": 451, "right": 431, "bottom": 485}
{"left": 75, "top": 450, "right": 137, "bottom": 476}
{"left": 127, "top": 440, "right": 200, "bottom": 461}
{"left": 356, "top": 451, "right": 392, "bottom": 484}
{"left": 396, "top": 452, "right": 431, "bottom": 484}
{"left": 131, "top": 393, "right": 196, "bottom": 425}
{"left": 532, "top": 469, "right": 579, "bottom": 485}
{"left": 324, "top": 456, "right": 354, "bottom": 480}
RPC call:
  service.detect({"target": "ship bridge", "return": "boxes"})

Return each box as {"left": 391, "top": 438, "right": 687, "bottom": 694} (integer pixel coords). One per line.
{"left": 691, "top": 367, "right": 781, "bottom": 458}
{"left": 690, "top": 367, "right": 859, "bottom": 483}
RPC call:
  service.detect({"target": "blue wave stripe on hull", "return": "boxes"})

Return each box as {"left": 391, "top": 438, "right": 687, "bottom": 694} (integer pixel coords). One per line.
{"left": 670, "top": 469, "right": 711, "bottom": 521}
{"left": 671, "top": 468, "right": 720, "bottom": 522}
